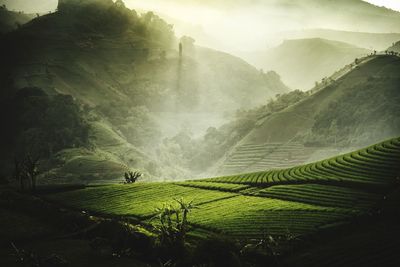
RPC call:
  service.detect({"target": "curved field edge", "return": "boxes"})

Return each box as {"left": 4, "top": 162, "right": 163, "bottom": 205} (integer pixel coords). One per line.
{"left": 44, "top": 136, "right": 400, "bottom": 242}
{"left": 198, "top": 136, "right": 400, "bottom": 188}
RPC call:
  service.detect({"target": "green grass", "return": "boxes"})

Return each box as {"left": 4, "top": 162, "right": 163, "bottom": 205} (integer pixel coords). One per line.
{"left": 203, "top": 137, "right": 400, "bottom": 187}
{"left": 241, "top": 184, "right": 381, "bottom": 210}
{"left": 46, "top": 183, "right": 235, "bottom": 218}
{"left": 46, "top": 137, "right": 400, "bottom": 242}
{"left": 47, "top": 148, "right": 127, "bottom": 184}
{"left": 189, "top": 195, "right": 356, "bottom": 238}
{"left": 174, "top": 181, "right": 251, "bottom": 192}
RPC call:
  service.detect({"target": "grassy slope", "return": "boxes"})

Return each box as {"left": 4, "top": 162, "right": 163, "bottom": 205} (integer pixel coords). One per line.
{"left": 245, "top": 38, "right": 371, "bottom": 89}
{"left": 46, "top": 137, "right": 400, "bottom": 250}
{"left": 212, "top": 55, "right": 400, "bottom": 175}
{"left": 242, "top": 55, "right": 400, "bottom": 144}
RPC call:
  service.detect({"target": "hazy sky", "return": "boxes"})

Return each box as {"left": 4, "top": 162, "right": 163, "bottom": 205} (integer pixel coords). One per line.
{"left": 1, "top": 0, "right": 399, "bottom": 13}
{"left": 363, "top": 0, "right": 400, "bottom": 11}
{"left": 1, "top": 0, "right": 399, "bottom": 52}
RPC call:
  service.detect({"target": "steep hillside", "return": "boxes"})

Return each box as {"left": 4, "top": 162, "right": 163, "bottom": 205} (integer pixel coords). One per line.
{"left": 243, "top": 38, "right": 371, "bottom": 90}
{"left": 214, "top": 55, "right": 400, "bottom": 175}
{"left": 274, "top": 29, "right": 400, "bottom": 51}
{"left": 0, "top": 6, "right": 34, "bottom": 33}
{"left": 0, "top": 0, "right": 288, "bottom": 182}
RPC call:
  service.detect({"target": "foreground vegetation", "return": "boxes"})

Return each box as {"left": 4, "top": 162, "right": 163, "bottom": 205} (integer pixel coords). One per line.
{"left": 36, "top": 136, "right": 400, "bottom": 266}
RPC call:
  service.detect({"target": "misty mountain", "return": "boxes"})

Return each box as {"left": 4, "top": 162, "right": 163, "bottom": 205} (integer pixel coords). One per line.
{"left": 0, "top": 5, "right": 34, "bottom": 33}
{"left": 0, "top": 0, "right": 288, "bottom": 182}
{"left": 273, "top": 29, "right": 400, "bottom": 51}
{"left": 242, "top": 38, "right": 371, "bottom": 90}
{"left": 213, "top": 55, "right": 400, "bottom": 175}
{"left": 175, "top": 0, "right": 400, "bottom": 32}
{"left": 134, "top": 0, "right": 400, "bottom": 54}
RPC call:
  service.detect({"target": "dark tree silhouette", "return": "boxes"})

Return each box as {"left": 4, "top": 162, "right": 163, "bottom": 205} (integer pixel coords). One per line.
{"left": 23, "top": 155, "right": 40, "bottom": 192}
{"left": 13, "top": 155, "right": 40, "bottom": 192}
{"left": 124, "top": 171, "right": 141, "bottom": 184}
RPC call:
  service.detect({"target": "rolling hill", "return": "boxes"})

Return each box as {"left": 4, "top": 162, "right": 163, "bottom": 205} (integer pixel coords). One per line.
{"left": 0, "top": 0, "right": 289, "bottom": 182}
{"left": 213, "top": 55, "right": 400, "bottom": 175}
{"left": 44, "top": 136, "right": 400, "bottom": 266}
{"left": 242, "top": 38, "right": 371, "bottom": 90}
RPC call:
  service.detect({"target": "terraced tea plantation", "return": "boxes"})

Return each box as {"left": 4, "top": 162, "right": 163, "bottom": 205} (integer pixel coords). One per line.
{"left": 217, "top": 142, "right": 319, "bottom": 175}
{"left": 46, "top": 137, "right": 400, "bottom": 245}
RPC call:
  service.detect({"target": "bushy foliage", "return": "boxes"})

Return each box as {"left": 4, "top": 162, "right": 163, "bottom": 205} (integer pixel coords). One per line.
{"left": 153, "top": 198, "right": 197, "bottom": 249}
{"left": 58, "top": 0, "right": 175, "bottom": 48}
{"left": 0, "top": 87, "right": 90, "bottom": 159}
{"left": 96, "top": 102, "right": 161, "bottom": 148}
{"left": 124, "top": 171, "right": 141, "bottom": 184}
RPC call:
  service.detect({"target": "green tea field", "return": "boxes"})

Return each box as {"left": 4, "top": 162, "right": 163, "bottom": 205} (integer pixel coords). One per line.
{"left": 45, "top": 137, "right": 400, "bottom": 247}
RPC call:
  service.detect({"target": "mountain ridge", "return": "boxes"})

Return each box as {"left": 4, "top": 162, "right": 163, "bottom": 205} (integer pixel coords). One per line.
{"left": 241, "top": 38, "right": 371, "bottom": 90}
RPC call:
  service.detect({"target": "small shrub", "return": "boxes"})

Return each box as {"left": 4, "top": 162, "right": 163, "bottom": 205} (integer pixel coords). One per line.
{"left": 124, "top": 171, "right": 142, "bottom": 184}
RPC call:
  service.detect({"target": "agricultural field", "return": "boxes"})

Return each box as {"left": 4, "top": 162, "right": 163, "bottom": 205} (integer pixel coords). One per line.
{"left": 45, "top": 137, "right": 400, "bottom": 245}
{"left": 46, "top": 183, "right": 236, "bottom": 218}
{"left": 217, "top": 142, "right": 320, "bottom": 175}
{"left": 206, "top": 137, "right": 400, "bottom": 187}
